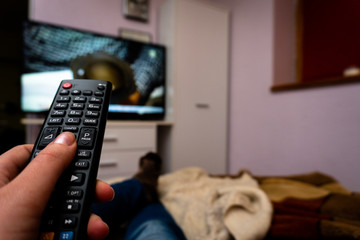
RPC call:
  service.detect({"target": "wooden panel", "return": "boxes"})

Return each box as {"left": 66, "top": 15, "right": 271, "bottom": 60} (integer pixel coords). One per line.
{"left": 299, "top": 0, "right": 360, "bottom": 82}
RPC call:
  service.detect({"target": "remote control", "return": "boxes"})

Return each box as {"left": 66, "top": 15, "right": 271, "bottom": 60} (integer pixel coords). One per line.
{"left": 29, "top": 79, "right": 112, "bottom": 240}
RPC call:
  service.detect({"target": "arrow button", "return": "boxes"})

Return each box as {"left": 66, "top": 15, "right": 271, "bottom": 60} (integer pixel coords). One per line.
{"left": 44, "top": 134, "right": 53, "bottom": 140}
{"left": 63, "top": 217, "right": 77, "bottom": 227}
{"left": 70, "top": 175, "right": 78, "bottom": 182}
{"left": 39, "top": 127, "right": 60, "bottom": 149}
{"left": 69, "top": 173, "right": 84, "bottom": 185}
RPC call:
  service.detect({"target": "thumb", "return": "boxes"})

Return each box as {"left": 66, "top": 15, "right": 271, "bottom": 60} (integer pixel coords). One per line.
{"left": 12, "top": 132, "right": 77, "bottom": 210}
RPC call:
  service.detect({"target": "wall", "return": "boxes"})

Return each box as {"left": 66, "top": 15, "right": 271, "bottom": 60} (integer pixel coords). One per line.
{"left": 30, "top": 0, "right": 360, "bottom": 191}
{"left": 209, "top": 0, "right": 360, "bottom": 191}
{"left": 30, "top": 0, "right": 164, "bottom": 41}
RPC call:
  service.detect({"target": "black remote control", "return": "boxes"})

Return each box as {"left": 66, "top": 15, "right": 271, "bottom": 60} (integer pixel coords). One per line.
{"left": 29, "top": 79, "right": 112, "bottom": 240}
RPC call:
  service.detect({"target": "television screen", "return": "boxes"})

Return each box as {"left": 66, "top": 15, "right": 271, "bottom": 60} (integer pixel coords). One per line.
{"left": 21, "top": 20, "right": 166, "bottom": 120}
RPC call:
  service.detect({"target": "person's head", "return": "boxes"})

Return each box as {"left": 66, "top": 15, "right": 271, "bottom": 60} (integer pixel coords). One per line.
{"left": 139, "top": 152, "right": 162, "bottom": 172}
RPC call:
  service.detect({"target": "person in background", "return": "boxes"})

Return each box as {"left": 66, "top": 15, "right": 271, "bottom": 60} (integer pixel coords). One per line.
{"left": 92, "top": 152, "right": 187, "bottom": 240}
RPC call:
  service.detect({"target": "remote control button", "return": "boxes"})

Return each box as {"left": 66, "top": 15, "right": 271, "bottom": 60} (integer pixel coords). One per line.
{"left": 68, "top": 110, "right": 83, "bottom": 117}
{"left": 42, "top": 214, "right": 57, "bottom": 227}
{"left": 78, "top": 128, "right": 96, "bottom": 148}
{"left": 88, "top": 104, "right": 101, "bottom": 110}
{"left": 65, "top": 118, "right": 81, "bottom": 125}
{"left": 48, "top": 118, "right": 63, "bottom": 125}
{"left": 84, "top": 119, "right": 98, "bottom": 125}
{"left": 63, "top": 217, "right": 77, "bottom": 227}
{"left": 39, "top": 127, "right": 61, "bottom": 148}
{"left": 51, "top": 110, "right": 66, "bottom": 117}
{"left": 70, "top": 173, "right": 85, "bottom": 185}
{"left": 75, "top": 161, "right": 89, "bottom": 169}
{"left": 73, "top": 96, "right": 86, "bottom": 103}
{"left": 66, "top": 189, "right": 83, "bottom": 198}
{"left": 34, "top": 151, "right": 40, "bottom": 157}
{"left": 71, "top": 90, "right": 81, "bottom": 95}
{"left": 59, "top": 231, "right": 74, "bottom": 240}
{"left": 63, "top": 126, "right": 79, "bottom": 132}
{"left": 97, "top": 84, "right": 105, "bottom": 90}
{"left": 40, "top": 232, "right": 55, "bottom": 240}
{"left": 71, "top": 103, "right": 85, "bottom": 110}
{"left": 89, "top": 97, "right": 102, "bottom": 104}
{"left": 85, "top": 111, "right": 99, "bottom": 118}
{"left": 62, "top": 82, "right": 72, "bottom": 89}
{"left": 94, "top": 91, "right": 104, "bottom": 96}
{"left": 64, "top": 203, "right": 80, "bottom": 213}
{"left": 60, "top": 90, "right": 70, "bottom": 95}
{"left": 57, "top": 96, "right": 71, "bottom": 102}
{"left": 54, "top": 103, "right": 68, "bottom": 110}
{"left": 83, "top": 90, "right": 93, "bottom": 95}
{"left": 77, "top": 150, "right": 91, "bottom": 158}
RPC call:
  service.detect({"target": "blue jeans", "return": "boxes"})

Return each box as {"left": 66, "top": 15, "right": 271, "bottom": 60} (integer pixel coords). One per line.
{"left": 92, "top": 179, "right": 186, "bottom": 240}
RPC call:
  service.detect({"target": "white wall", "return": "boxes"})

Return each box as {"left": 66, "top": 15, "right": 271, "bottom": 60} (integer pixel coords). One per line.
{"left": 210, "top": 0, "right": 360, "bottom": 191}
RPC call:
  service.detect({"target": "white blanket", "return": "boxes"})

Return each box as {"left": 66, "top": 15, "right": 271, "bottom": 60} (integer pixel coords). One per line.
{"left": 158, "top": 168, "right": 273, "bottom": 240}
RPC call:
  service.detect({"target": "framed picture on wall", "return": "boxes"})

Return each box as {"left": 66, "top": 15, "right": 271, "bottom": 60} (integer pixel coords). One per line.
{"left": 123, "top": 0, "right": 149, "bottom": 22}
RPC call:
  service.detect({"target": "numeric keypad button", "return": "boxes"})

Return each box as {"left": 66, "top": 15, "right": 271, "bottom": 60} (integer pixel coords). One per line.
{"left": 71, "top": 103, "right": 85, "bottom": 110}
{"left": 57, "top": 96, "right": 70, "bottom": 102}
{"left": 68, "top": 110, "right": 83, "bottom": 117}
{"left": 88, "top": 104, "right": 101, "bottom": 110}
{"left": 51, "top": 110, "right": 66, "bottom": 117}
{"left": 85, "top": 111, "right": 99, "bottom": 118}
{"left": 66, "top": 118, "right": 81, "bottom": 125}
{"left": 54, "top": 103, "right": 68, "bottom": 110}
{"left": 73, "top": 96, "right": 86, "bottom": 103}
{"left": 89, "top": 97, "right": 102, "bottom": 104}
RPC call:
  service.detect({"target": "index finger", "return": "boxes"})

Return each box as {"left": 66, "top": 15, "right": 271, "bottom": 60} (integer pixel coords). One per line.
{"left": 0, "top": 144, "right": 33, "bottom": 187}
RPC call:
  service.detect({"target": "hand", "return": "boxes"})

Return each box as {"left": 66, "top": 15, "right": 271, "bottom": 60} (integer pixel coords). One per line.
{"left": 0, "top": 132, "right": 114, "bottom": 240}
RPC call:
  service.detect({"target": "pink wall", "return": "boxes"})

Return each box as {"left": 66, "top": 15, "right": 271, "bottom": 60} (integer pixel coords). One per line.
{"left": 211, "top": 0, "right": 360, "bottom": 191}
{"left": 30, "top": 0, "right": 164, "bottom": 41}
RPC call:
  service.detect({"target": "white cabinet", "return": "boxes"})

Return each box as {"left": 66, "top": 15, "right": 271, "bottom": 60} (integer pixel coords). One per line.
{"left": 21, "top": 119, "right": 158, "bottom": 180}
{"left": 97, "top": 123, "right": 157, "bottom": 180}
{"left": 159, "top": 0, "right": 229, "bottom": 174}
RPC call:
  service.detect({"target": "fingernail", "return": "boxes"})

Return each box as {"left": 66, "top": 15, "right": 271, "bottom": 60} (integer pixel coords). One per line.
{"left": 54, "top": 132, "right": 75, "bottom": 146}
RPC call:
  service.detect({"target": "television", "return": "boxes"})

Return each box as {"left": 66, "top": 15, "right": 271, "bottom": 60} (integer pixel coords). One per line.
{"left": 21, "top": 20, "right": 166, "bottom": 120}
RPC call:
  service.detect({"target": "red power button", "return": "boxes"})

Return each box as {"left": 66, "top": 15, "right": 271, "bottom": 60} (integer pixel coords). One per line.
{"left": 62, "top": 82, "right": 72, "bottom": 89}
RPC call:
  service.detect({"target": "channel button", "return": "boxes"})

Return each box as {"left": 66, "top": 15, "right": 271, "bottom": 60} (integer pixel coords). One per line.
{"left": 78, "top": 128, "right": 96, "bottom": 148}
